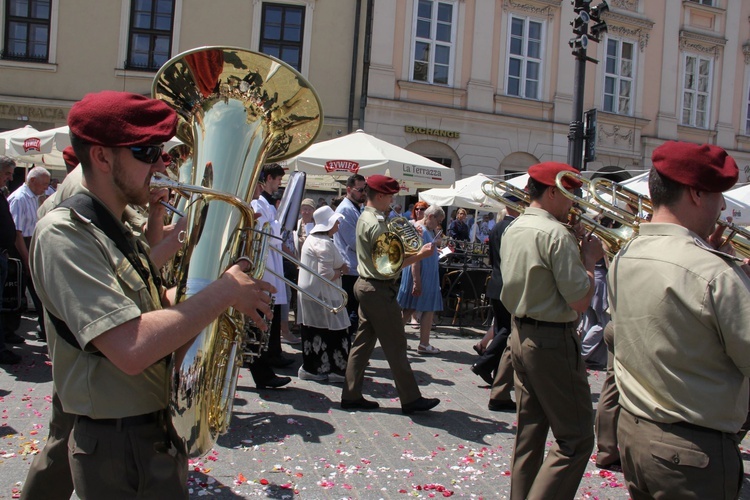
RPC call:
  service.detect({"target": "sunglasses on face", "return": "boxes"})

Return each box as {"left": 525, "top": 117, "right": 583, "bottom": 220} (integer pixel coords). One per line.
{"left": 414, "top": 208, "right": 425, "bottom": 212}
{"left": 353, "top": 187, "right": 365, "bottom": 193}
{"left": 129, "top": 145, "right": 163, "bottom": 164}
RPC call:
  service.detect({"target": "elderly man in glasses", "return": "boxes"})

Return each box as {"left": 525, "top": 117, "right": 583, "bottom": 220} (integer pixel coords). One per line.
{"left": 24, "top": 90, "right": 274, "bottom": 498}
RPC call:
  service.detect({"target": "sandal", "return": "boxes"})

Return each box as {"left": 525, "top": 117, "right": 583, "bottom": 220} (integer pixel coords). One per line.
{"left": 418, "top": 344, "right": 440, "bottom": 355}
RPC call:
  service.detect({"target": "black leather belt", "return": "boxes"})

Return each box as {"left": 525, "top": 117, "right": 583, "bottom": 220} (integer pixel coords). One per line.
{"left": 361, "top": 276, "right": 397, "bottom": 284}
{"left": 77, "top": 410, "right": 165, "bottom": 429}
{"left": 517, "top": 317, "right": 576, "bottom": 329}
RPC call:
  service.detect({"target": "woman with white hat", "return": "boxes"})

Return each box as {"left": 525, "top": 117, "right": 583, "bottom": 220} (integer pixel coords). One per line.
{"left": 297, "top": 206, "right": 351, "bottom": 382}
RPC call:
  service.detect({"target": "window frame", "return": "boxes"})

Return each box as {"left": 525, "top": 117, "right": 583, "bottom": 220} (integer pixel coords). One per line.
{"left": 409, "top": 0, "right": 458, "bottom": 87}
{"left": 687, "top": 0, "right": 715, "bottom": 6}
{"left": 258, "top": 2, "right": 305, "bottom": 71}
{"left": 504, "top": 13, "right": 545, "bottom": 100}
{"left": 2, "top": 0, "right": 52, "bottom": 63}
{"left": 124, "top": 0, "right": 176, "bottom": 72}
{"left": 680, "top": 52, "right": 713, "bottom": 129}
{"left": 601, "top": 36, "right": 636, "bottom": 116}
{"left": 250, "top": 0, "right": 313, "bottom": 76}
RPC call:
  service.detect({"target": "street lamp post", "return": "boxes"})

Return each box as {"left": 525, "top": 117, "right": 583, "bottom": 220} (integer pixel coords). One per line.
{"left": 567, "top": 0, "right": 609, "bottom": 171}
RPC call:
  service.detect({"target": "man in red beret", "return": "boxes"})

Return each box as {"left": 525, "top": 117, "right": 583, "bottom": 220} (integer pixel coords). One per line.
{"left": 25, "top": 90, "right": 275, "bottom": 499}
{"left": 608, "top": 141, "right": 750, "bottom": 498}
{"left": 499, "top": 161, "right": 604, "bottom": 499}
{"left": 341, "top": 174, "right": 441, "bottom": 414}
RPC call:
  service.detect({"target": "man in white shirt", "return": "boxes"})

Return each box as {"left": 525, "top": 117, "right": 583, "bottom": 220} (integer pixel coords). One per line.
{"left": 7, "top": 166, "right": 50, "bottom": 340}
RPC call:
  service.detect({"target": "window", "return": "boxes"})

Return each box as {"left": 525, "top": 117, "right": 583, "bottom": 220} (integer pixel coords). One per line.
{"left": 687, "top": 0, "right": 715, "bottom": 6}
{"left": 3, "top": 0, "right": 51, "bottom": 62}
{"left": 681, "top": 54, "right": 712, "bottom": 128}
{"left": 126, "top": 0, "right": 174, "bottom": 71}
{"left": 411, "top": 0, "right": 456, "bottom": 86}
{"left": 603, "top": 38, "right": 634, "bottom": 115}
{"left": 506, "top": 15, "right": 543, "bottom": 100}
{"left": 260, "top": 3, "right": 305, "bottom": 71}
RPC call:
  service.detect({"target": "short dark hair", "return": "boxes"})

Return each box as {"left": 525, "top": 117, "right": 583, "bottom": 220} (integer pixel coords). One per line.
{"left": 648, "top": 168, "right": 685, "bottom": 208}
{"left": 261, "top": 163, "right": 285, "bottom": 182}
{"left": 70, "top": 134, "right": 93, "bottom": 172}
{"left": 346, "top": 174, "right": 365, "bottom": 188}
{"left": 526, "top": 177, "right": 549, "bottom": 201}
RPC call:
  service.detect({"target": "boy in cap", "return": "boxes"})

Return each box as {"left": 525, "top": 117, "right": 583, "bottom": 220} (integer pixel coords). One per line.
{"left": 609, "top": 141, "right": 750, "bottom": 499}
{"left": 341, "top": 174, "right": 441, "bottom": 414}
{"left": 26, "top": 90, "right": 274, "bottom": 498}
{"left": 499, "top": 161, "right": 604, "bottom": 499}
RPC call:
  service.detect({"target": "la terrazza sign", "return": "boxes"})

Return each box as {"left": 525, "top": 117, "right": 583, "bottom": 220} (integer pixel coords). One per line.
{"left": 404, "top": 125, "right": 460, "bottom": 138}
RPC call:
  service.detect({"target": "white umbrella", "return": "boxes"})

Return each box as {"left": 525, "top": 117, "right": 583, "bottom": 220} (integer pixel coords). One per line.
{"left": 1, "top": 125, "right": 71, "bottom": 170}
{"left": 418, "top": 173, "right": 505, "bottom": 210}
{"left": 722, "top": 184, "right": 750, "bottom": 225}
{"left": 291, "top": 129, "right": 455, "bottom": 187}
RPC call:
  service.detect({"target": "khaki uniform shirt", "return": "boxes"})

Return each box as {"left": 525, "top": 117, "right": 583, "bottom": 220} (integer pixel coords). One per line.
{"left": 500, "top": 207, "right": 589, "bottom": 323}
{"left": 356, "top": 206, "right": 395, "bottom": 280}
{"left": 609, "top": 223, "right": 750, "bottom": 433}
{"left": 30, "top": 195, "right": 166, "bottom": 419}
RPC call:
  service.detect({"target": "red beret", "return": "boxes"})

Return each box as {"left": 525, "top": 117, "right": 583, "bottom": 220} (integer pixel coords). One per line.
{"left": 68, "top": 91, "right": 177, "bottom": 147}
{"left": 367, "top": 174, "right": 400, "bottom": 194}
{"left": 62, "top": 146, "right": 78, "bottom": 168}
{"left": 528, "top": 162, "right": 582, "bottom": 190}
{"left": 652, "top": 141, "right": 738, "bottom": 192}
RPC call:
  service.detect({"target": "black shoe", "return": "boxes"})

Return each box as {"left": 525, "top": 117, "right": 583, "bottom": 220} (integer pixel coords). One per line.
{"left": 471, "top": 364, "right": 494, "bottom": 385}
{"left": 4, "top": 332, "right": 24, "bottom": 345}
{"left": 268, "top": 356, "right": 295, "bottom": 368}
{"left": 256, "top": 375, "right": 291, "bottom": 389}
{"left": 0, "top": 349, "right": 21, "bottom": 365}
{"left": 340, "top": 397, "right": 380, "bottom": 411}
{"left": 488, "top": 399, "right": 516, "bottom": 412}
{"left": 402, "top": 397, "right": 440, "bottom": 415}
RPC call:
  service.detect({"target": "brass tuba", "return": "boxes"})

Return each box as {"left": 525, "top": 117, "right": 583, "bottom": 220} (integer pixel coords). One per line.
{"left": 152, "top": 46, "right": 322, "bottom": 457}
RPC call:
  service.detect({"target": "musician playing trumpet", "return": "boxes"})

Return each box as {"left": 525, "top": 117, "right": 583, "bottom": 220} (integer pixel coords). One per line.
{"left": 608, "top": 141, "right": 750, "bottom": 499}
{"left": 499, "top": 161, "right": 604, "bottom": 500}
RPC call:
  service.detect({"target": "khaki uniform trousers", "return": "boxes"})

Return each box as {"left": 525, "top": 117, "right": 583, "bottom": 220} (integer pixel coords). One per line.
{"left": 489, "top": 340, "right": 515, "bottom": 403}
{"left": 21, "top": 390, "right": 75, "bottom": 500}
{"left": 343, "top": 278, "right": 421, "bottom": 405}
{"left": 69, "top": 414, "right": 188, "bottom": 499}
{"left": 618, "top": 409, "right": 742, "bottom": 500}
{"left": 510, "top": 319, "right": 594, "bottom": 500}
{"left": 594, "top": 321, "right": 620, "bottom": 468}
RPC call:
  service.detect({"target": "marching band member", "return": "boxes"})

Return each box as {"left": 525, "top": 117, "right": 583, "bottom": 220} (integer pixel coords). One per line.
{"left": 500, "top": 161, "right": 604, "bottom": 500}
{"left": 609, "top": 141, "right": 750, "bottom": 499}
{"left": 341, "top": 175, "right": 440, "bottom": 414}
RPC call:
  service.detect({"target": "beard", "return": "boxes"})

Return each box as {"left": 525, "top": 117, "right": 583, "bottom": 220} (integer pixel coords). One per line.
{"left": 112, "top": 155, "right": 150, "bottom": 206}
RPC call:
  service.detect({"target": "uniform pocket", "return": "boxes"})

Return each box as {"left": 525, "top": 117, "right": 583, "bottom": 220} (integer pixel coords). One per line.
{"left": 522, "top": 336, "right": 560, "bottom": 349}
{"left": 69, "top": 427, "right": 97, "bottom": 456}
{"left": 650, "top": 440, "right": 709, "bottom": 468}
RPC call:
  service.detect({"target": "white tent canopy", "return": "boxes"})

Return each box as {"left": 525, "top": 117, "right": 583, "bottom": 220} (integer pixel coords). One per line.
{"left": 0, "top": 125, "right": 71, "bottom": 171}
{"left": 291, "top": 129, "right": 455, "bottom": 188}
{"left": 418, "top": 173, "right": 505, "bottom": 210}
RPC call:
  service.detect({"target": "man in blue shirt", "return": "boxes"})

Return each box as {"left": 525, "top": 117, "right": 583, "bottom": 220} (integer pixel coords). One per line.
{"left": 334, "top": 174, "right": 366, "bottom": 336}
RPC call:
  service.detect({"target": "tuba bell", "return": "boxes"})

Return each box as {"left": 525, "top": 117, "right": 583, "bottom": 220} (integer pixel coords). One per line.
{"left": 371, "top": 215, "right": 424, "bottom": 278}
{"left": 152, "top": 46, "right": 322, "bottom": 458}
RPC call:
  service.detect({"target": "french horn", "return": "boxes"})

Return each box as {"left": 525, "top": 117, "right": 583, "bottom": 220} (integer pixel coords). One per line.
{"left": 371, "top": 215, "right": 424, "bottom": 278}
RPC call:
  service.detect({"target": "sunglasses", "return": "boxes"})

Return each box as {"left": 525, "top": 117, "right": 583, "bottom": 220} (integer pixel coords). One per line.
{"left": 414, "top": 208, "right": 425, "bottom": 211}
{"left": 353, "top": 187, "right": 365, "bottom": 193}
{"left": 129, "top": 145, "right": 164, "bottom": 164}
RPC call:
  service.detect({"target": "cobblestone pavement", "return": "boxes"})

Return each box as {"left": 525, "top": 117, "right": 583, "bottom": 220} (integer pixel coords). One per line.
{"left": 1, "top": 315, "right": 749, "bottom": 499}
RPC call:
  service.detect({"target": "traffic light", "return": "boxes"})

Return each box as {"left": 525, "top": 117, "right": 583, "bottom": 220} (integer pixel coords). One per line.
{"left": 569, "top": 0, "right": 608, "bottom": 59}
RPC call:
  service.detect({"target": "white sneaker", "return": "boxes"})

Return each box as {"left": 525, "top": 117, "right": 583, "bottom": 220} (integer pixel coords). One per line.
{"left": 417, "top": 344, "right": 440, "bottom": 355}
{"left": 298, "top": 367, "right": 328, "bottom": 381}
{"left": 327, "top": 372, "right": 346, "bottom": 384}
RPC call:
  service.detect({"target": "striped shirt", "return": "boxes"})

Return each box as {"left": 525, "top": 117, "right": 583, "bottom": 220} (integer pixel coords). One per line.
{"left": 8, "top": 184, "right": 40, "bottom": 237}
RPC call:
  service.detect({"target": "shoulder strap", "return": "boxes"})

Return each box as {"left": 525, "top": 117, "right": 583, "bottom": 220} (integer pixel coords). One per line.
{"left": 58, "top": 193, "right": 162, "bottom": 290}
{"left": 50, "top": 193, "right": 162, "bottom": 354}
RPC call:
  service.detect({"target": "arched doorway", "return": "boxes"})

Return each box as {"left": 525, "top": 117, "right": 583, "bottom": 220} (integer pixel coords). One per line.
{"left": 499, "top": 152, "right": 538, "bottom": 178}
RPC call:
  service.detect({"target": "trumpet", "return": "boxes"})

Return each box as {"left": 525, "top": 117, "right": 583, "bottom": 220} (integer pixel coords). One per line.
{"left": 588, "top": 177, "right": 652, "bottom": 227}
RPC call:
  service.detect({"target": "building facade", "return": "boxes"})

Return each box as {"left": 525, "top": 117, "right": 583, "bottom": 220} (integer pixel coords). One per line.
{"left": 1, "top": 0, "right": 750, "bottom": 185}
